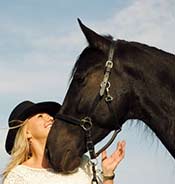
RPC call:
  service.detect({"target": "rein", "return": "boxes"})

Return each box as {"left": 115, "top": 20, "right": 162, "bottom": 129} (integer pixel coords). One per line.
{"left": 56, "top": 41, "right": 122, "bottom": 183}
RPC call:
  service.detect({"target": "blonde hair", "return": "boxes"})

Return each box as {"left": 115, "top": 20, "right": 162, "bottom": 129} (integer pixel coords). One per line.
{"left": 3, "top": 119, "right": 31, "bottom": 179}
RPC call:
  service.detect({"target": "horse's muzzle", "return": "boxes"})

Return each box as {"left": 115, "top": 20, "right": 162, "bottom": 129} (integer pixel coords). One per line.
{"left": 46, "top": 147, "right": 82, "bottom": 173}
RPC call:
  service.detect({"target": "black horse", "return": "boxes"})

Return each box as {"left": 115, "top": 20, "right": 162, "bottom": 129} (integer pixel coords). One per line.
{"left": 46, "top": 19, "right": 175, "bottom": 172}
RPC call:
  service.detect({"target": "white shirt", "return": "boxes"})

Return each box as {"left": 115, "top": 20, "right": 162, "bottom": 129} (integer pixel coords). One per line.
{"left": 3, "top": 156, "right": 102, "bottom": 184}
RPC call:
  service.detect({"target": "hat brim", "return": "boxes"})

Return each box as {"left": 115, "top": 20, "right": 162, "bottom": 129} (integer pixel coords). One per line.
{"left": 5, "top": 101, "right": 61, "bottom": 154}
{"left": 20, "top": 102, "right": 61, "bottom": 121}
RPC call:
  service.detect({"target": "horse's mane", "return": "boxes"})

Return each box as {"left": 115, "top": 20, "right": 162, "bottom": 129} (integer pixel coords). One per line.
{"left": 69, "top": 35, "right": 114, "bottom": 82}
{"left": 70, "top": 36, "right": 175, "bottom": 82}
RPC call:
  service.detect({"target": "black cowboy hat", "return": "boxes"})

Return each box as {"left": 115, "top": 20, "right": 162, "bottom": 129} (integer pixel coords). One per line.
{"left": 5, "top": 100, "right": 61, "bottom": 154}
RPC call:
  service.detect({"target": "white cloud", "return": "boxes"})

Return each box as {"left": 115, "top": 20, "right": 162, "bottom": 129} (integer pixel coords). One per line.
{"left": 0, "top": 20, "right": 84, "bottom": 95}
{"left": 0, "top": 129, "right": 9, "bottom": 164}
{"left": 91, "top": 0, "right": 175, "bottom": 53}
{"left": 0, "top": 63, "right": 70, "bottom": 95}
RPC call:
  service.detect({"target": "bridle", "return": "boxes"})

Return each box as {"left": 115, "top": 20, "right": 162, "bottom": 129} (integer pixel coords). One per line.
{"left": 56, "top": 40, "right": 122, "bottom": 183}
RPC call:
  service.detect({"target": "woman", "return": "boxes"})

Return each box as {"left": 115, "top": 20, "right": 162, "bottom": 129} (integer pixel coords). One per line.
{"left": 3, "top": 100, "right": 126, "bottom": 184}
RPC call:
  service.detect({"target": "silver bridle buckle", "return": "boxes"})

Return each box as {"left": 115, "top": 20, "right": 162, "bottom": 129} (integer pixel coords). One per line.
{"left": 80, "top": 117, "right": 92, "bottom": 131}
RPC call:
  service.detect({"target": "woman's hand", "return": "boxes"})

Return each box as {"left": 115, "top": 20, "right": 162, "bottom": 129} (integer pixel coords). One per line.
{"left": 101, "top": 140, "right": 126, "bottom": 177}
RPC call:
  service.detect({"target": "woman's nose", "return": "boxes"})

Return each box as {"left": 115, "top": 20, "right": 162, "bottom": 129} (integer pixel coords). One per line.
{"left": 44, "top": 114, "right": 54, "bottom": 121}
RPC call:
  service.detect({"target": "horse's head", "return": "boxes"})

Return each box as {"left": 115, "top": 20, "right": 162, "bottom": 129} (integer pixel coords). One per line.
{"left": 46, "top": 19, "right": 133, "bottom": 172}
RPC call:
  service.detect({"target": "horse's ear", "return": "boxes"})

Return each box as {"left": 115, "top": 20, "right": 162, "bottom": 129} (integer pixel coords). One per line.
{"left": 77, "top": 18, "right": 110, "bottom": 52}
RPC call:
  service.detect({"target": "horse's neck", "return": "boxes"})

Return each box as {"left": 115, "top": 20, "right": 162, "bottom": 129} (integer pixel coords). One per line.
{"left": 119, "top": 44, "right": 175, "bottom": 158}
{"left": 128, "top": 77, "right": 175, "bottom": 158}
{"left": 130, "top": 96, "right": 175, "bottom": 158}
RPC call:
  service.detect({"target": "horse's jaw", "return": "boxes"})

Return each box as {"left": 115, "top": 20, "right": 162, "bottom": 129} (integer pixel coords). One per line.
{"left": 45, "top": 118, "right": 87, "bottom": 173}
{"left": 46, "top": 147, "right": 83, "bottom": 173}
{"left": 61, "top": 151, "right": 81, "bottom": 173}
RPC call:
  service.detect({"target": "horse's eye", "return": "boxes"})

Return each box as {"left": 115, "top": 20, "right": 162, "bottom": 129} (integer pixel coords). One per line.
{"left": 74, "top": 74, "right": 85, "bottom": 84}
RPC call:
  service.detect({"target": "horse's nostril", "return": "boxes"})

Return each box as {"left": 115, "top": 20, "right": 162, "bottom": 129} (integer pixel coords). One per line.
{"left": 45, "top": 148, "right": 51, "bottom": 160}
{"left": 63, "top": 149, "right": 71, "bottom": 166}
{"left": 60, "top": 149, "right": 81, "bottom": 173}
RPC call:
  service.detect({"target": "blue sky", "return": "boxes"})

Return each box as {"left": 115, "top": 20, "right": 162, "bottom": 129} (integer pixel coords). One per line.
{"left": 0, "top": 0, "right": 175, "bottom": 183}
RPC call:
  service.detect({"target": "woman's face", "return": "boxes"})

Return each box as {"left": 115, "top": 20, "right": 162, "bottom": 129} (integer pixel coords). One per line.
{"left": 26, "top": 113, "right": 54, "bottom": 141}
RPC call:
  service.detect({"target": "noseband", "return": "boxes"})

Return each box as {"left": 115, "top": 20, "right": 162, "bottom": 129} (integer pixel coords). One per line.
{"left": 56, "top": 41, "right": 122, "bottom": 183}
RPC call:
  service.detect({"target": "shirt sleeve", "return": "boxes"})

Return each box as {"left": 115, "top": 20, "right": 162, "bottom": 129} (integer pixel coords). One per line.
{"left": 3, "top": 171, "right": 26, "bottom": 184}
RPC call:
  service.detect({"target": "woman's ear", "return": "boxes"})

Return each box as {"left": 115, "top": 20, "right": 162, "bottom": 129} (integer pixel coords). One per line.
{"left": 26, "top": 130, "right": 32, "bottom": 139}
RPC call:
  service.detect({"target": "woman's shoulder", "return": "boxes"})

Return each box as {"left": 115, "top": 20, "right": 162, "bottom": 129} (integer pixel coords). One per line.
{"left": 3, "top": 165, "right": 52, "bottom": 184}
{"left": 3, "top": 165, "right": 26, "bottom": 184}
